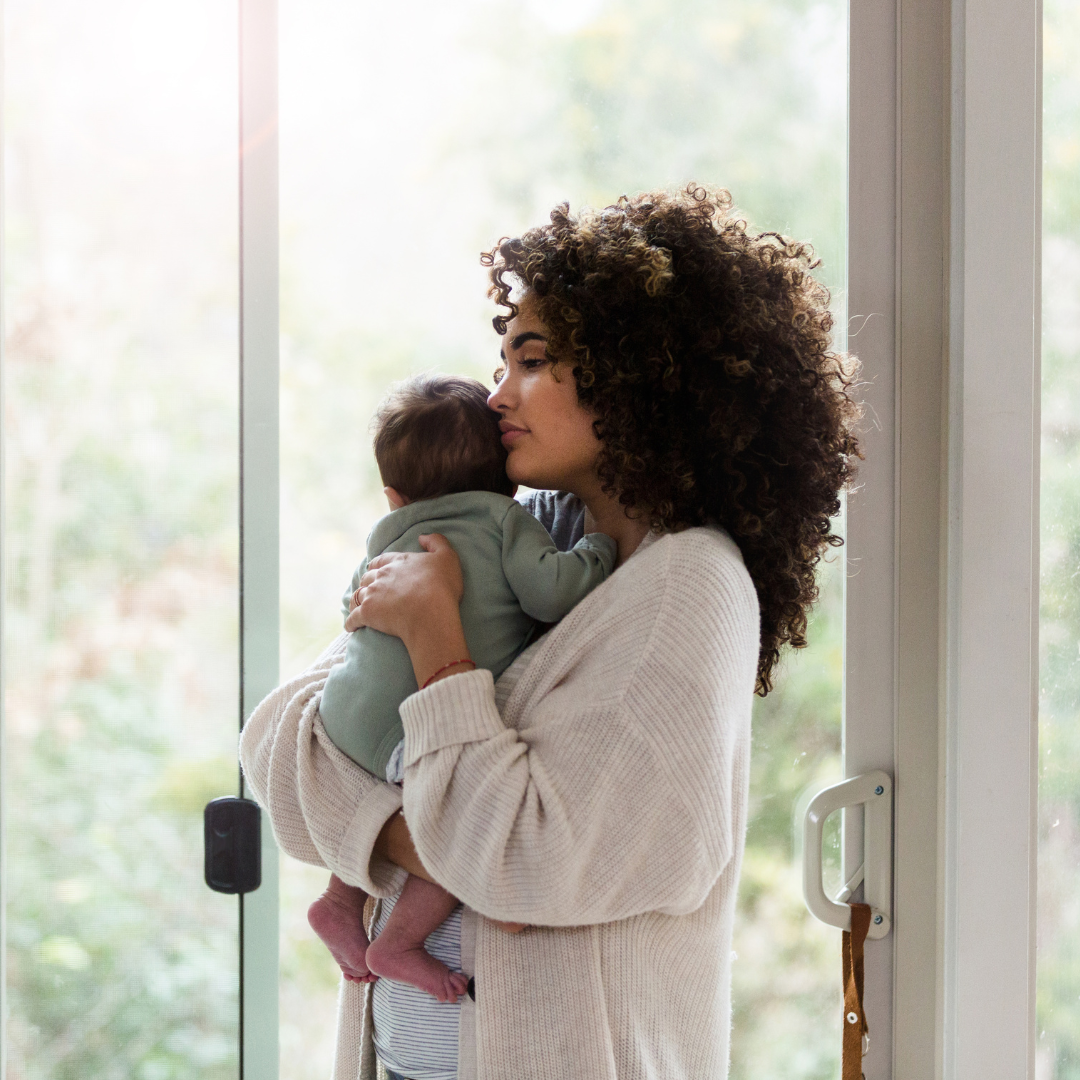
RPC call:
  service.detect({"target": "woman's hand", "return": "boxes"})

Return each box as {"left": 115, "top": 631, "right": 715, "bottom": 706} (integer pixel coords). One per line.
{"left": 346, "top": 533, "right": 462, "bottom": 640}
{"left": 346, "top": 533, "right": 473, "bottom": 688}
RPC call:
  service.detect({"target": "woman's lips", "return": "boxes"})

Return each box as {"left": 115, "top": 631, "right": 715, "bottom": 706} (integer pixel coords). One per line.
{"left": 499, "top": 423, "right": 528, "bottom": 447}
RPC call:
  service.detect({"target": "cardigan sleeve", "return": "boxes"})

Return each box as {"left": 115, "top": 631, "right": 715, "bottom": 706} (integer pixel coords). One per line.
{"left": 238, "top": 632, "right": 408, "bottom": 898}
{"left": 398, "top": 535, "right": 759, "bottom": 926}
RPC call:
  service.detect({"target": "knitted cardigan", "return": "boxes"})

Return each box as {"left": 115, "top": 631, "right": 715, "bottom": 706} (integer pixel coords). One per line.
{"left": 239, "top": 526, "right": 759, "bottom": 1080}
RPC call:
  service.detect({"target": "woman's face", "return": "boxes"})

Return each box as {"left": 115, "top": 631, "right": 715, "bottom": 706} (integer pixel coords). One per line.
{"left": 487, "top": 296, "right": 603, "bottom": 496}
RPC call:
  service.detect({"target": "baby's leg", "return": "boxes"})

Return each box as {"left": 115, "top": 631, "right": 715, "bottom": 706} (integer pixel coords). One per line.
{"left": 365, "top": 875, "right": 468, "bottom": 1003}
{"left": 307, "top": 873, "right": 376, "bottom": 984}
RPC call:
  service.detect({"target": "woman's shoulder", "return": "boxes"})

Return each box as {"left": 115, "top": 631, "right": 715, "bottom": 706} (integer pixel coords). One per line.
{"left": 636, "top": 522, "right": 745, "bottom": 561}
{"left": 624, "top": 528, "right": 759, "bottom": 685}
{"left": 630, "top": 526, "right": 755, "bottom": 601}
{"left": 575, "top": 525, "right": 758, "bottom": 645}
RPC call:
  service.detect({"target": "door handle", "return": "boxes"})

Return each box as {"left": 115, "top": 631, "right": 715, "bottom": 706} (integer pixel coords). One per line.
{"left": 802, "top": 770, "right": 892, "bottom": 939}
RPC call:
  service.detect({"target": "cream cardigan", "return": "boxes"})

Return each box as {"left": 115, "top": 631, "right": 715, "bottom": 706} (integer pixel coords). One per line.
{"left": 239, "top": 527, "right": 759, "bottom": 1080}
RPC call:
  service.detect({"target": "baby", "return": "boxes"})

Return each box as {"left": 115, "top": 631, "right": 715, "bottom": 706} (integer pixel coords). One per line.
{"left": 307, "top": 373, "right": 616, "bottom": 1002}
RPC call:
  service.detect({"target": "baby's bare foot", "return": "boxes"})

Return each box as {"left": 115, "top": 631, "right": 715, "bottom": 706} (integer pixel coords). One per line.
{"left": 308, "top": 890, "right": 376, "bottom": 984}
{"left": 366, "top": 934, "right": 468, "bottom": 1003}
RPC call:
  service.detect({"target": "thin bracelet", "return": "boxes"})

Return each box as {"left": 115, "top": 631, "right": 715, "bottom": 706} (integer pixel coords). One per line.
{"left": 421, "top": 658, "right": 477, "bottom": 690}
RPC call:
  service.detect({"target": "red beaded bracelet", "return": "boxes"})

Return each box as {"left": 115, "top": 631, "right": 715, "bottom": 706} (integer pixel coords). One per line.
{"left": 421, "top": 659, "right": 477, "bottom": 690}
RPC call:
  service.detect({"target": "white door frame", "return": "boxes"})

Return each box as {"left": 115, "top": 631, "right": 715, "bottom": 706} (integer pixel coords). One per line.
{"left": 845, "top": 0, "right": 900, "bottom": 1072}
{"left": 846, "top": 0, "right": 1041, "bottom": 1076}
{"left": 942, "top": 0, "right": 1041, "bottom": 1074}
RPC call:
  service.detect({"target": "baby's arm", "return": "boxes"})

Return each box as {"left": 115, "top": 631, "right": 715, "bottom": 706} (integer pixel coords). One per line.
{"left": 500, "top": 501, "right": 617, "bottom": 623}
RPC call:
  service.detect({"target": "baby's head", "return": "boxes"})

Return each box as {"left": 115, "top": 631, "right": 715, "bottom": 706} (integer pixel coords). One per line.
{"left": 373, "top": 374, "right": 514, "bottom": 508}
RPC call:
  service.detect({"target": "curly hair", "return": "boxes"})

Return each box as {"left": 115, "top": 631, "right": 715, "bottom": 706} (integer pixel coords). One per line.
{"left": 482, "top": 184, "right": 861, "bottom": 694}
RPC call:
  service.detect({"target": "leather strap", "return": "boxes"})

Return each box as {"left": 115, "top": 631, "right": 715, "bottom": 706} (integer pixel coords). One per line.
{"left": 842, "top": 902, "right": 872, "bottom": 1080}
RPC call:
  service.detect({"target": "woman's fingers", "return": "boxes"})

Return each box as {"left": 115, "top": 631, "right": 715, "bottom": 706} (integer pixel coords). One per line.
{"left": 345, "top": 562, "right": 390, "bottom": 626}
{"left": 417, "top": 532, "right": 452, "bottom": 554}
{"left": 344, "top": 601, "right": 365, "bottom": 632}
{"left": 345, "top": 565, "right": 397, "bottom": 633}
{"left": 365, "top": 550, "right": 407, "bottom": 572}
{"left": 342, "top": 535, "right": 465, "bottom": 643}
{"left": 418, "top": 534, "right": 465, "bottom": 601}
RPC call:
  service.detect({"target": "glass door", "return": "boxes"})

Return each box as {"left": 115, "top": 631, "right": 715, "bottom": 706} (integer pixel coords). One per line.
{"left": 276, "top": 1, "right": 849, "bottom": 1075}
{"left": 1037, "top": 0, "right": 1080, "bottom": 1073}
{"left": 3, "top": 0, "right": 243, "bottom": 1076}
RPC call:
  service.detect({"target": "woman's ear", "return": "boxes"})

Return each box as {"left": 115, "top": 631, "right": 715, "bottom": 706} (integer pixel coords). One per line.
{"left": 384, "top": 486, "right": 409, "bottom": 510}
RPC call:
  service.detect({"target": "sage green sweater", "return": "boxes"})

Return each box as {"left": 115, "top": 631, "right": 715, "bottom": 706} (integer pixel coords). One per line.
{"left": 319, "top": 491, "right": 616, "bottom": 778}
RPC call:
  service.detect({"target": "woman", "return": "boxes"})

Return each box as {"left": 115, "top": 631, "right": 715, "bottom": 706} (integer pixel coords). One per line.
{"left": 241, "top": 185, "right": 860, "bottom": 1080}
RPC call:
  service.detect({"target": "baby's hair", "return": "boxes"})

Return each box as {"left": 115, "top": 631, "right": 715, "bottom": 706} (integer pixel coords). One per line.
{"left": 372, "top": 374, "right": 514, "bottom": 502}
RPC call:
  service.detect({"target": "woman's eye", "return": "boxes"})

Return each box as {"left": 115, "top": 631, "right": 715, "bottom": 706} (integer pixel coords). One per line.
{"left": 520, "top": 357, "right": 547, "bottom": 371}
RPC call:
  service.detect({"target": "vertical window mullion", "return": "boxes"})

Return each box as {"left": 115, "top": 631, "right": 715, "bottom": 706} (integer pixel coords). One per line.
{"left": 239, "top": 0, "right": 280, "bottom": 1077}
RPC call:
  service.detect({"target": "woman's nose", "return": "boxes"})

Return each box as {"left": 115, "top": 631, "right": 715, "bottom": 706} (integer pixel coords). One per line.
{"left": 488, "top": 379, "right": 511, "bottom": 412}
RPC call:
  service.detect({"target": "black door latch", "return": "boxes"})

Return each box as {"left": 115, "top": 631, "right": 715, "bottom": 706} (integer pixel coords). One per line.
{"left": 204, "top": 797, "right": 262, "bottom": 894}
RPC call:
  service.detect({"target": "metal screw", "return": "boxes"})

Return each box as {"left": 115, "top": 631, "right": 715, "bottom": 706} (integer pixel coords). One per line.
{"left": 874, "top": 785, "right": 884, "bottom": 795}
{"left": 873, "top": 914, "right": 883, "bottom": 925}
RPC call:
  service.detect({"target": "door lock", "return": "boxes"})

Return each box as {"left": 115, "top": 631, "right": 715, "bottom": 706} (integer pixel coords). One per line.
{"left": 204, "top": 796, "right": 262, "bottom": 895}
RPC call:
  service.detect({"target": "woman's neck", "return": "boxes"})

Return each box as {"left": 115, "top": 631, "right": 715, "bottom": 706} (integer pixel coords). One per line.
{"left": 581, "top": 490, "right": 652, "bottom": 567}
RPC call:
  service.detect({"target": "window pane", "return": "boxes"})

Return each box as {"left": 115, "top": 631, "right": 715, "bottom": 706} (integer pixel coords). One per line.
{"left": 278, "top": 2, "right": 846, "bottom": 1075}
{"left": 1038, "top": 0, "right": 1080, "bottom": 1074}
{"left": 4, "top": 2, "right": 240, "bottom": 1075}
